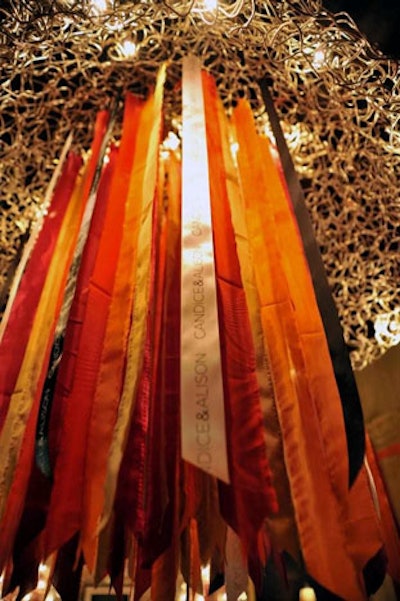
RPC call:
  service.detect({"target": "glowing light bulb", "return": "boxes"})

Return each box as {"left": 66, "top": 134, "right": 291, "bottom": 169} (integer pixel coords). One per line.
{"left": 194, "top": 0, "right": 218, "bottom": 21}
{"left": 374, "top": 310, "right": 400, "bottom": 346}
{"left": 90, "top": 0, "right": 108, "bottom": 14}
{"left": 312, "top": 47, "right": 325, "bottom": 69}
{"left": 119, "top": 39, "right": 137, "bottom": 58}
{"left": 299, "top": 586, "right": 317, "bottom": 601}
{"left": 203, "top": 0, "right": 218, "bottom": 12}
{"left": 164, "top": 132, "right": 180, "bottom": 151}
{"left": 38, "top": 562, "right": 49, "bottom": 590}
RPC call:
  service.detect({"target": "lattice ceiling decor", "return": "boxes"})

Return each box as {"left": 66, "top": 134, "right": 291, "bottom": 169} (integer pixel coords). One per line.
{"left": 0, "top": 0, "right": 399, "bottom": 369}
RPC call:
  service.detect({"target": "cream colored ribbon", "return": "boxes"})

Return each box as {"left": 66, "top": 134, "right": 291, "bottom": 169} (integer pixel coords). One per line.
{"left": 181, "top": 55, "right": 229, "bottom": 484}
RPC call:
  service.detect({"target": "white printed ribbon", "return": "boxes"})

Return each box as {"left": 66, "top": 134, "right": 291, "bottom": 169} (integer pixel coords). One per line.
{"left": 181, "top": 54, "right": 230, "bottom": 483}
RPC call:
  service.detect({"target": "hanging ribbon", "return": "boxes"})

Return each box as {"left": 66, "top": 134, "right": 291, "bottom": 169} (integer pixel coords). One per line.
{"left": 98, "top": 65, "right": 166, "bottom": 544}
{"left": 232, "top": 99, "right": 373, "bottom": 600}
{"left": 225, "top": 526, "right": 248, "bottom": 601}
{"left": 0, "top": 151, "right": 82, "bottom": 433}
{"left": 181, "top": 55, "right": 229, "bottom": 484}
{"left": 0, "top": 162, "right": 87, "bottom": 570}
{"left": 42, "top": 142, "right": 122, "bottom": 555}
{"left": 217, "top": 98, "right": 299, "bottom": 559}
{"left": 144, "top": 153, "right": 184, "bottom": 599}
{"left": 35, "top": 109, "right": 114, "bottom": 477}
{"left": 80, "top": 93, "right": 144, "bottom": 570}
{"left": 259, "top": 81, "right": 365, "bottom": 486}
{"left": 0, "top": 133, "right": 73, "bottom": 345}
{"left": 202, "top": 73, "right": 277, "bottom": 573}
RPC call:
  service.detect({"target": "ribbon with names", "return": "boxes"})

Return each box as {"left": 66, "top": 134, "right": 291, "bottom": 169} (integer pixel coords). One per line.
{"left": 181, "top": 55, "right": 230, "bottom": 484}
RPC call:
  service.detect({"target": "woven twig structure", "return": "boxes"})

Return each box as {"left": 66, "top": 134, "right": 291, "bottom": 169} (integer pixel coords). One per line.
{"left": 0, "top": 0, "right": 399, "bottom": 368}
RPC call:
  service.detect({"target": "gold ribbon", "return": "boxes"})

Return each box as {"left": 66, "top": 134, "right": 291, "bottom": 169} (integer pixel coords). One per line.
{"left": 0, "top": 167, "right": 85, "bottom": 518}
{"left": 98, "top": 65, "right": 166, "bottom": 540}
{"left": 180, "top": 55, "right": 229, "bottom": 484}
{"left": 0, "top": 133, "right": 73, "bottom": 345}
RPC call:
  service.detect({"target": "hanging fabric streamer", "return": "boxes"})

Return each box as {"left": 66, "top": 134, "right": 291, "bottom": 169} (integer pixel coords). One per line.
{"left": 0, "top": 158, "right": 87, "bottom": 571}
{"left": 0, "top": 133, "right": 73, "bottom": 346}
{"left": 260, "top": 82, "right": 365, "bottom": 486}
{"left": 217, "top": 98, "right": 299, "bottom": 560}
{"left": 35, "top": 109, "right": 113, "bottom": 477}
{"left": 98, "top": 64, "right": 166, "bottom": 548}
{"left": 231, "top": 99, "right": 386, "bottom": 600}
{"left": 225, "top": 526, "right": 248, "bottom": 601}
{"left": 1, "top": 61, "right": 398, "bottom": 601}
{"left": 144, "top": 153, "right": 183, "bottom": 601}
{"left": 6, "top": 148, "right": 119, "bottom": 597}
{"left": 0, "top": 169, "right": 87, "bottom": 516}
{"left": 80, "top": 93, "right": 145, "bottom": 571}
{"left": 42, "top": 143, "right": 123, "bottom": 555}
{"left": 202, "top": 73, "right": 277, "bottom": 586}
{"left": 0, "top": 151, "right": 82, "bottom": 433}
{"left": 181, "top": 55, "right": 229, "bottom": 484}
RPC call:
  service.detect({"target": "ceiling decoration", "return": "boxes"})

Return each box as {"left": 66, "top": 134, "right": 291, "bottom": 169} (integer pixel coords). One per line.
{"left": 0, "top": 0, "right": 399, "bottom": 369}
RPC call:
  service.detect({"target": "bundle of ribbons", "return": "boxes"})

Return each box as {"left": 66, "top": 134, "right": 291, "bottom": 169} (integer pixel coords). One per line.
{"left": 0, "top": 56, "right": 399, "bottom": 601}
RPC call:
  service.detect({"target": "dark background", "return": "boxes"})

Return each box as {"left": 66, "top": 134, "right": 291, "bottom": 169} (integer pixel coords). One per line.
{"left": 323, "top": 0, "right": 400, "bottom": 59}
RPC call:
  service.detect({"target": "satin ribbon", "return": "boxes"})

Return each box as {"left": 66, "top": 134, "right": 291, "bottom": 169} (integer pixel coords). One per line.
{"left": 35, "top": 110, "right": 112, "bottom": 477}
{"left": 42, "top": 138, "right": 123, "bottom": 556}
{"left": 202, "top": 74, "right": 277, "bottom": 573}
{"left": 80, "top": 93, "right": 144, "bottom": 570}
{"left": 0, "top": 133, "right": 73, "bottom": 345}
{"left": 145, "top": 153, "right": 184, "bottom": 597}
{"left": 181, "top": 55, "right": 229, "bottom": 484}
{"left": 260, "top": 81, "right": 365, "bottom": 486}
{"left": 98, "top": 65, "right": 166, "bottom": 542}
{"left": 225, "top": 526, "right": 248, "bottom": 601}
{"left": 0, "top": 161, "right": 86, "bottom": 567}
{"left": 97, "top": 81, "right": 167, "bottom": 579}
{"left": 0, "top": 167, "right": 86, "bottom": 509}
{"left": 232, "top": 99, "right": 368, "bottom": 600}
{"left": 0, "top": 152, "right": 82, "bottom": 433}
{"left": 217, "top": 98, "right": 299, "bottom": 559}
{"left": 113, "top": 133, "right": 165, "bottom": 544}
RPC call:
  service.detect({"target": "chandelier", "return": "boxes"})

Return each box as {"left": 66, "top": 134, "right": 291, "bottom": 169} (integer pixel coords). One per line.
{"left": 0, "top": 3, "right": 399, "bottom": 364}
{"left": 0, "top": 3, "right": 400, "bottom": 599}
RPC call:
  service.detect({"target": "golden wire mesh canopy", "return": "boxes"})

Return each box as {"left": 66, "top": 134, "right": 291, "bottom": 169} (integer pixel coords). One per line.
{"left": 0, "top": 0, "right": 399, "bottom": 369}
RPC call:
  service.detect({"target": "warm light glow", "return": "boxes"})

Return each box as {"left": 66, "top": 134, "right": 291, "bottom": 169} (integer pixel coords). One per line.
{"left": 201, "top": 563, "right": 211, "bottom": 597}
{"left": 194, "top": 0, "right": 218, "bottom": 22}
{"left": 163, "top": 131, "right": 180, "bottom": 152}
{"left": 230, "top": 141, "right": 239, "bottom": 155}
{"left": 312, "top": 47, "right": 326, "bottom": 69}
{"left": 90, "top": 0, "right": 108, "bottom": 14}
{"left": 119, "top": 39, "right": 137, "bottom": 58}
{"left": 299, "top": 586, "right": 317, "bottom": 601}
{"left": 202, "top": 0, "right": 218, "bottom": 12}
{"left": 37, "top": 562, "right": 50, "bottom": 591}
{"left": 374, "top": 309, "right": 400, "bottom": 347}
